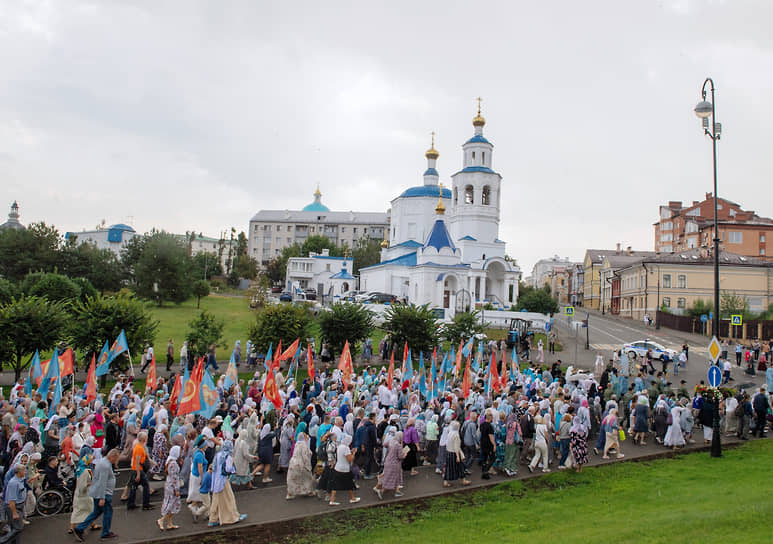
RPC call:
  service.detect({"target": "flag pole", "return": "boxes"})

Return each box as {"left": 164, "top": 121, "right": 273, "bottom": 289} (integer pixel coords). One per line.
{"left": 127, "top": 349, "right": 135, "bottom": 378}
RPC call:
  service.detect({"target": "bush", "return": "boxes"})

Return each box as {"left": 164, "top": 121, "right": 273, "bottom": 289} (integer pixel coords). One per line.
{"left": 515, "top": 288, "right": 558, "bottom": 315}
{"left": 27, "top": 272, "right": 81, "bottom": 303}
{"left": 443, "top": 310, "right": 484, "bottom": 347}
{"left": 192, "top": 280, "right": 210, "bottom": 309}
{"left": 318, "top": 302, "right": 375, "bottom": 357}
{"left": 248, "top": 303, "right": 314, "bottom": 354}
{"left": 186, "top": 310, "right": 225, "bottom": 361}
{"left": 381, "top": 303, "right": 440, "bottom": 356}
{"left": 72, "top": 277, "right": 98, "bottom": 304}
{"left": 0, "top": 279, "right": 18, "bottom": 306}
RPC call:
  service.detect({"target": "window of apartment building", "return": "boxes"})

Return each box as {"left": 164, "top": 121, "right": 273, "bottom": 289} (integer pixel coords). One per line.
{"left": 761, "top": 249, "right": 766, "bottom": 256}
{"left": 263, "top": 225, "right": 271, "bottom": 231}
{"left": 276, "top": 225, "right": 281, "bottom": 232}
{"left": 686, "top": 208, "right": 700, "bottom": 217}
{"left": 685, "top": 222, "right": 698, "bottom": 233}
{"left": 253, "top": 225, "right": 258, "bottom": 233}
{"left": 326, "top": 264, "right": 331, "bottom": 272}
{"left": 728, "top": 231, "right": 743, "bottom": 244}
{"left": 263, "top": 235, "right": 271, "bottom": 244}
{"left": 729, "top": 208, "right": 736, "bottom": 217}
{"left": 677, "top": 275, "right": 686, "bottom": 288}
{"left": 677, "top": 298, "right": 686, "bottom": 309}
{"left": 660, "top": 233, "right": 672, "bottom": 242}
{"left": 287, "top": 237, "right": 291, "bottom": 243}
{"left": 661, "top": 222, "right": 672, "bottom": 230}
{"left": 275, "top": 237, "right": 280, "bottom": 244}
{"left": 662, "top": 297, "right": 671, "bottom": 308}
{"left": 687, "top": 237, "right": 697, "bottom": 248}
{"left": 663, "top": 274, "right": 671, "bottom": 288}
{"left": 353, "top": 227, "right": 357, "bottom": 235}
{"left": 262, "top": 248, "right": 270, "bottom": 257}
{"left": 661, "top": 208, "right": 671, "bottom": 219}
{"left": 760, "top": 234, "right": 766, "bottom": 243}
{"left": 341, "top": 227, "right": 346, "bottom": 233}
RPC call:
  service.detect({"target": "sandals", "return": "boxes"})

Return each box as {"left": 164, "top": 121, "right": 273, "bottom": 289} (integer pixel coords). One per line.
{"left": 167, "top": 525, "right": 180, "bottom": 530}
{"left": 350, "top": 497, "right": 361, "bottom": 504}
{"left": 328, "top": 501, "right": 340, "bottom": 506}
{"left": 157, "top": 520, "right": 165, "bottom": 531}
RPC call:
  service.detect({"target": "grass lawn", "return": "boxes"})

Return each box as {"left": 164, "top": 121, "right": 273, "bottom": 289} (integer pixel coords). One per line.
{"left": 290, "top": 440, "right": 773, "bottom": 544}
{"left": 149, "top": 294, "right": 256, "bottom": 355}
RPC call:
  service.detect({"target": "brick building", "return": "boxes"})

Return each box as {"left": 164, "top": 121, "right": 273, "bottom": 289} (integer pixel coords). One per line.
{"left": 654, "top": 193, "right": 773, "bottom": 260}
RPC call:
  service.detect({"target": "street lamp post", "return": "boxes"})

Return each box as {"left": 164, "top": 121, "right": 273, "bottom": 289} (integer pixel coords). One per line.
{"left": 695, "top": 77, "right": 722, "bottom": 458}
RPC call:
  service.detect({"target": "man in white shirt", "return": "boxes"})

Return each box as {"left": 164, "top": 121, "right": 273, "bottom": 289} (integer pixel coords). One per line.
{"left": 723, "top": 358, "right": 733, "bottom": 384}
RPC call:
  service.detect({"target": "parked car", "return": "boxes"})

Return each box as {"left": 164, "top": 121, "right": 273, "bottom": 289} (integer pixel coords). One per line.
{"left": 354, "top": 291, "right": 375, "bottom": 303}
{"left": 279, "top": 292, "right": 293, "bottom": 302}
{"left": 367, "top": 292, "right": 397, "bottom": 304}
{"left": 271, "top": 286, "right": 283, "bottom": 294}
{"left": 342, "top": 290, "right": 366, "bottom": 302}
{"left": 622, "top": 340, "right": 677, "bottom": 361}
{"left": 304, "top": 288, "right": 317, "bottom": 301}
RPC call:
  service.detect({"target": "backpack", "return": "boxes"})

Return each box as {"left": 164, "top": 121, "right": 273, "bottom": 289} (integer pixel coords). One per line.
{"left": 734, "top": 401, "right": 745, "bottom": 418}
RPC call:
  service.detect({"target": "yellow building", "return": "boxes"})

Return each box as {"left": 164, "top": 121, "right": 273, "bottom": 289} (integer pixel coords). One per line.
{"left": 582, "top": 246, "right": 655, "bottom": 310}
{"left": 614, "top": 248, "right": 773, "bottom": 320}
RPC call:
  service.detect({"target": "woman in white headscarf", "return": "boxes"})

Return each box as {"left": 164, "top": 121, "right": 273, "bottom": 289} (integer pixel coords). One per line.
{"left": 328, "top": 434, "right": 359, "bottom": 506}
{"left": 158, "top": 445, "right": 182, "bottom": 531}
{"left": 443, "top": 421, "right": 469, "bottom": 487}
{"left": 285, "top": 430, "right": 315, "bottom": 499}
{"left": 231, "top": 418, "right": 258, "bottom": 488}
{"left": 278, "top": 415, "right": 295, "bottom": 473}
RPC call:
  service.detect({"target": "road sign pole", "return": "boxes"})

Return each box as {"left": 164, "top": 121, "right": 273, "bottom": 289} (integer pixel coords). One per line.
{"left": 585, "top": 312, "right": 590, "bottom": 350}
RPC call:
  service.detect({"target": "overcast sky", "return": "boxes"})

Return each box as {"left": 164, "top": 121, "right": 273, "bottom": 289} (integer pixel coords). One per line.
{"left": 2, "top": 0, "right": 771, "bottom": 275}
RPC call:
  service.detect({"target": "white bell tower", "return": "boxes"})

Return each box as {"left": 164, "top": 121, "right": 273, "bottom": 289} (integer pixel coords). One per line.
{"left": 448, "top": 98, "right": 503, "bottom": 261}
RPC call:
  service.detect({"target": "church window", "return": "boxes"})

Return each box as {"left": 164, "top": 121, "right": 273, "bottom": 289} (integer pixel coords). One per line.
{"left": 482, "top": 185, "right": 491, "bottom": 205}
{"left": 482, "top": 151, "right": 485, "bottom": 165}
{"left": 472, "top": 151, "right": 476, "bottom": 160}
{"left": 464, "top": 185, "right": 474, "bottom": 204}
{"left": 453, "top": 187, "right": 458, "bottom": 204}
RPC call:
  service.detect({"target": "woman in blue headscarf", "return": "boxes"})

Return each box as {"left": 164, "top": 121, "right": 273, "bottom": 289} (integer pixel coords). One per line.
{"left": 207, "top": 440, "right": 247, "bottom": 528}
{"left": 69, "top": 452, "right": 97, "bottom": 534}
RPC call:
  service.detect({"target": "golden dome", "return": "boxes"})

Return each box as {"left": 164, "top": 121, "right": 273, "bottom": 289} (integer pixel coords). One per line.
{"left": 435, "top": 198, "right": 446, "bottom": 215}
{"left": 380, "top": 238, "right": 389, "bottom": 248}
{"left": 425, "top": 147, "right": 439, "bottom": 160}
{"left": 472, "top": 114, "right": 486, "bottom": 127}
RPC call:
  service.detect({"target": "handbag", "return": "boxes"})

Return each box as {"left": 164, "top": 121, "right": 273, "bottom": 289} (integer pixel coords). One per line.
{"left": 618, "top": 428, "right": 626, "bottom": 441}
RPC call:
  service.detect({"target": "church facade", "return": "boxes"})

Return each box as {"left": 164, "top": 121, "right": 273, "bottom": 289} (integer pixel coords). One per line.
{"left": 359, "top": 106, "right": 520, "bottom": 318}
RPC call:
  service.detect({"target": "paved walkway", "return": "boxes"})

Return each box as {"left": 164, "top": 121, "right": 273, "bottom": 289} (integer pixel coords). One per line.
{"left": 25, "top": 433, "right": 763, "bottom": 544}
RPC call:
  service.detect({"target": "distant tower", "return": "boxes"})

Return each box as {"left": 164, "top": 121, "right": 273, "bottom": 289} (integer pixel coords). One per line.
{"left": 302, "top": 185, "right": 331, "bottom": 212}
{"left": 423, "top": 132, "right": 440, "bottom": 186}
{"left": 0, "top": 201, "right": 25, "bottom": 231}
{"left": 449, "top": 98, "right": 502, "bottom": 248}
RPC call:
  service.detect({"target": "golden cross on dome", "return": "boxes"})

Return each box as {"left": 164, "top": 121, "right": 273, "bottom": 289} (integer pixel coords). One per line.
{"left": 431, "top": 131, "right": 435, "bottom": 148}
{"left": 476, "top": 97, "right": 482, "bottom": 115}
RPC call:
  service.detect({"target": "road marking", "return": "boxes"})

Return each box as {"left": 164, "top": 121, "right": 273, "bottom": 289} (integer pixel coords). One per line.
{"left": 590, "top": 343, "right": 707, "bottom": 353}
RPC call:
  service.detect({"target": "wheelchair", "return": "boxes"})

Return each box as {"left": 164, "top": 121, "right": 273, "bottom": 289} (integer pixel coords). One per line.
{"left": 35, "top": 476, "right": 75, "bottom": 517}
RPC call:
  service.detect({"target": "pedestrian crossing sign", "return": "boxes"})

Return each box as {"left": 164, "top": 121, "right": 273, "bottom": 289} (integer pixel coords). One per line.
{"left": 731, "top": 314, "right": 743, "bottom": 326}
{"left": 564, "top": 306, "right": 575, "bottom": 316}
{"left": 707, "top": 336, "right": 721, "bottom": 363}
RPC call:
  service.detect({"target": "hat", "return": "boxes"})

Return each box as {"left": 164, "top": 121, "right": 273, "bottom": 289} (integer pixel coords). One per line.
{"left": 214, "top": 415, "right": 224, "bottom": 423}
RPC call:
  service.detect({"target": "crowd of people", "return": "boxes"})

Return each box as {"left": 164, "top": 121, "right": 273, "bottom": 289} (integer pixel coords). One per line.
{"left": 0, "top": 334, "right": 771, "bottom": 543}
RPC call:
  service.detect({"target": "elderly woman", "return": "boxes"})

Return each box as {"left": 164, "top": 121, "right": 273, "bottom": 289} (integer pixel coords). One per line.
{"left": 286, "top": 430, "right": 315, "bottom": 499}
{"left": 231, "top": 417, "right": 258, "bottom": 488}
{"left": 69, "top": 452, "right": 98, "bottom": 534}
{"left": 664, "top": 403, "right": 686, "bottom": 450}
{"left": 443, "top": 421, "right": 469, "bottom": 487}
{"left": 277, "top": 416, "right": 295, "bottom": 474}
{"left": 253, "top": 422, "right": 277, "bottom": 484}
{"left": 158, "top": 445, "right": 183, "bottom": 531}
{"left": 632, "top": 396, "right": 650, "bottom": 446}
{"left": 187, "top": 436, "right": 209, "bottom": 522}
{"left": 529, "top": 415, "right": 550, "bottom": 473}
{"left": 602, "top": 409, "right": 624, "bottom": 460}
{"left": 328, "top": 435, "right": 360, "bottom": 506}
{"left": 503, "top": 411, "right": 521, "bottom": 477}
{"left": 374, "top": 431, "right": 406, "bottom": 499}
{"left": 569, "top": 416, "right": 589, "bottom": 473}
{"left": 150, "top": 425, "right": 169, "bottom": 481}
{"left": 207, "top": 440, "right": 247, "bottom": 527}
{"left": 401, "top": 419, "right": 420, "bottom": 476}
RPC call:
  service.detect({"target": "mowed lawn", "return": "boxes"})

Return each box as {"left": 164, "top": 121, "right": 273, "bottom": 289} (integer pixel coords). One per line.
{"left": 299, "top": 440, "right": 773, "bottom": 544}
{"left": 149, "top": 294, "right": 256, "bottom": 357}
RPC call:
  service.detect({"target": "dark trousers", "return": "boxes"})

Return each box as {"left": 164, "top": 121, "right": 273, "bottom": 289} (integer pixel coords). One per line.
{"left": 480, "top": 447, "right": 494, "bottom": 473}
{"left": 76, "top": 495, "right": 113, "bottom": 538}
{"left": 166, "top": 354, "right": 173, "bottom": 371}
{"left": 128, "top": 471, "right": 150, "bottom": 508}
{"left": 559, "top": 438, "right": 570, "bottom": 466}
{"left": 462, "top": 444, "right": 476, "bottom": 470}
{"left": 754, "top": 411, "right": 767, "bottom": 437}
{"left": 736, "top": 352, "right": 742, "bottom": 365}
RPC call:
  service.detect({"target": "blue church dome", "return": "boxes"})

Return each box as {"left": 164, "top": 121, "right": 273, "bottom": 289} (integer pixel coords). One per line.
{"left": 399, "top": 185, "right": 452, "bottom": 198}
{"left": 302, "top": 187, "right": 330, "bottom": 212}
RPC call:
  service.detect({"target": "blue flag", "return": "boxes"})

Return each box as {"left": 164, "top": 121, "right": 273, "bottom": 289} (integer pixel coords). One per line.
{"left": 403, "top": 349, "right": 413, "bottom": 382}
{"left": 178, "top": 365, "right": 190, "bottom": 408}
{"left": 224, "top": 351, "right": 238, "bottom": 391}
{"left": 461, "top": 337, "right": 474, "bottom": 357}
{"left": 263, "top": 343, "right": 273, "bottom": 372}
{"left": 38, "top": 348, "right": 59, "bottom": 400}
{"left": 50, "top": 373, "right": 62, "bottom": 417}
{"left": 95, "top": 341, "right": 112, "bottom": 377}
{"left": 472, "top": 350, "right": 481, "bottom": 373}
{"left": 418, "top": 352, "right": 426, "bottom": 396}
{"left": 197, "top": 369, "right": 218, "bottom": 419}
{"left": 100, "top": 330, "right": 129, "bottom": 375}
{"left": 25, "top": 350, "right": 42, "bottom": 396}
{"left": 441, "top": 350, "right": 451, "bottom": 375}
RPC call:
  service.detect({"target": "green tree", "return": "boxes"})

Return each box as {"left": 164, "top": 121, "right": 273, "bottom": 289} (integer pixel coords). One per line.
{"left": 58, "top": 238, "right": 125, "bottom": 293}
{"left": 186, "top": 310, "right": 225, "bottom": 360}
{"left": 68, "top": 292, "right": 159, "bottom": 369}
{"left": 0, "top": 279, "right": 19, "bottom": 306}
{"left": 264, "top": 256, "right": 287, "bottom": 285}
{"left": 720, "top": 291, "right": 749, "bottom": 319}
{"left": 27, "top": 272, "right": 81, "bottom": 303}
{"left": 352, "top": 237, "right": 383, "bottom": 276}
{"left": 191, "top": 252, "right": 223, "bottom": 280}
{"left": 0, "top": 296, "right": 69, "bottom": 380}
{"left": 128, "top": 232, "right": 193, "bottom": 305}
{"left": 382, "top": 303, "right": 440, "bottom": 355}
{"left": 301, "top": 235, "right": 341, "bottom": 257}
{"left": 516, "top": 287, "right": 559, "bottom": 315}
{"left": 318, "top": 302, "right": 375, "bottom": 356}
{"left": 192, "top": 280, "right": 210, "bottom": 309}
{"left": 248, "top": 303, "right": 314, "bottom": 353}
{"left": 442, "top": 310, "right": 484, "bottom": 347}
{"left": 233, "top": 255, "right": 258, "bottom": 281}
{"left": 686, "top": 299, "right": 714, "bottom": 319}
{"left": 72, "top": 277, "right": 98, "bottom": 304}
{"left": 0, "top": 222, "right": 60, "bottom": 282}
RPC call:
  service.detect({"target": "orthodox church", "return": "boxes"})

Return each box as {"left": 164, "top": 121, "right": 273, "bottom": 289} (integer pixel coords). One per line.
{"left": 359, "top": 104, "right": 521, "bottom": 317}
